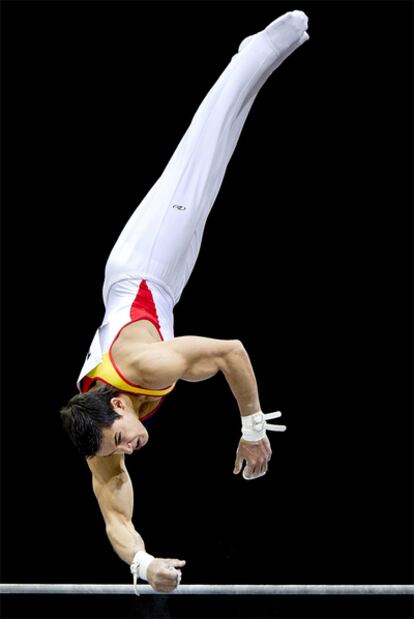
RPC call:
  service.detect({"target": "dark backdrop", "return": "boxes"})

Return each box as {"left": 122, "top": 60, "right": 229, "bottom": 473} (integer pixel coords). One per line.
{"left": 1, "top": 1, "right": 413, "bottom": 618}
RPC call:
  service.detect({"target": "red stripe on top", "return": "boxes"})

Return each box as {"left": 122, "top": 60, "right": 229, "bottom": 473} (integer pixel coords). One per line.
{"left": 130, "top": 279, "right": 161, "bottom": 330}
{"left": 106, "top": 278, "right": 167, "bottom": 389}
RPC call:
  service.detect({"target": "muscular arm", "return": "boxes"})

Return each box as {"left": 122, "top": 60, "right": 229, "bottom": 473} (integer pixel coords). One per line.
{"left": 87, "top": 454, "right": 144, "bottom": 564}
{"left": 134, "top": 337, "right": 261, "bottom": 417}
{"left": 87, "top": 455, "right": 186, "bottom": 591}
{"left": 134, "top": 337, "right": 273, "bottom": 479}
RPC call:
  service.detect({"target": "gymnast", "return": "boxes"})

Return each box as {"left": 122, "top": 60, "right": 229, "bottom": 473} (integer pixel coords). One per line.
{"left": 60, "top": 10, "right": 309, "bottom": 593}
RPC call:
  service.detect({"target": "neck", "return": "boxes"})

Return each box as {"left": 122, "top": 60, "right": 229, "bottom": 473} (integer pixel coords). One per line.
{"left": 124, "top": 393, "right": 141, "bottom": 417}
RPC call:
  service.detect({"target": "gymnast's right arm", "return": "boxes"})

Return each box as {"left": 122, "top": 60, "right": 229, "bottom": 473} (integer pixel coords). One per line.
{"left": 87, "top": 454, "right": 185, "bottom": 592}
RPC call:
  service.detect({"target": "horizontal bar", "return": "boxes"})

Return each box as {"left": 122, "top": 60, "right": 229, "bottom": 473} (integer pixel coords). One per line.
{"left": 0, "top": 584, "right": 413, "bottom": 595}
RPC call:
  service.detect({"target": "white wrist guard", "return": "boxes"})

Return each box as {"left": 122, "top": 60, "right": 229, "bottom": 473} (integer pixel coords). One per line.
{"left": 241, "top": 411, "right": 286, "bottom": 441}
{"left": 130, "top": 550, "right": 155, "bottom": 583}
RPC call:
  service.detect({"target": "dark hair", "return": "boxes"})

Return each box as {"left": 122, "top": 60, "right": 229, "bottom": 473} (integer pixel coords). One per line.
{"left": 60, "top": 385, "right": 122, "bottom": 458}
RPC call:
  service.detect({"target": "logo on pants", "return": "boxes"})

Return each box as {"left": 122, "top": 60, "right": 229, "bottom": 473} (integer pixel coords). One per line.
{"left": 172, "top": 204, "right": 187, "bottom": 211}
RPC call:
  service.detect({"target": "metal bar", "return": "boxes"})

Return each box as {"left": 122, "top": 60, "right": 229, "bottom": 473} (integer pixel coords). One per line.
{"left": 0, "top": 584, "right": 413, "bottom": 595}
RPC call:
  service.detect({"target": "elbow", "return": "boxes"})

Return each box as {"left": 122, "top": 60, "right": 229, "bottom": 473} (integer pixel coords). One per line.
{"left": 232, "top": 339, "right": 245, "bottom": 353}
{"left": 229, "top": 339, "right": 247, "bottom": 359}
{"left": 220, "top": 339, "right": 247, "bottom": 373}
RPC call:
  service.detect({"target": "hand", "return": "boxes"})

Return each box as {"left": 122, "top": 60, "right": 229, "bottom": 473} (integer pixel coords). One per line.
{"left": 233, "top": 435, "right": 272, "bottom": 480}
{"left": 146, "top": 558, "right": 186, "bottom": 593}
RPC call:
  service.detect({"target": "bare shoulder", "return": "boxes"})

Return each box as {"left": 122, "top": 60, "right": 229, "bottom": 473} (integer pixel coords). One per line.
{"left": 110, "top": 320, "right": 163, "bottom": 384}
{"left": 112, "top": 320, "right": 161, "bottom": 357}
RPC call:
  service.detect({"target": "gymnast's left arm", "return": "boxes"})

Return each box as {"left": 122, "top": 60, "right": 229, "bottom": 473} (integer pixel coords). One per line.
{"left": 133, "top": 337, "right": 282, "bottom": 479}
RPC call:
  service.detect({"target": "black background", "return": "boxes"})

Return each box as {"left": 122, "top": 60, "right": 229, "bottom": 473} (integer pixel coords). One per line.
{"left": 1, "top": 1, "right": 413, "bottom": 618}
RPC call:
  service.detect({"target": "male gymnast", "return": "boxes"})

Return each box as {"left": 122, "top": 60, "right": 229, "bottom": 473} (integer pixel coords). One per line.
{"left": 60, "top": 10, "right": 309, "bottom": 593}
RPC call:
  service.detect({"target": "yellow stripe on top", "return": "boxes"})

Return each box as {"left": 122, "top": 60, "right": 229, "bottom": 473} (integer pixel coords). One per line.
{"left": 86, "top": 352, "right": 175, "bottom": 397}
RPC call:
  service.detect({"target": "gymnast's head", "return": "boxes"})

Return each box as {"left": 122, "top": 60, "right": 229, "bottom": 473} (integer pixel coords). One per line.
{"left": 60, "top": 384, "right": 149, "bottom": 458}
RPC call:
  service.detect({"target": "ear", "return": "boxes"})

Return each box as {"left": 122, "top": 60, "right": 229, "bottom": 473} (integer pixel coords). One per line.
{"left": 110, "top": 397, "right": 126, "bottom": 413}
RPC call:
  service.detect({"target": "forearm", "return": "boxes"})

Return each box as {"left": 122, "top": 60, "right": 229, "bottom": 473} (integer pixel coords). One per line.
{"left": 105, "top": 512, "right": 145, "bottom": 565}
{"left": 220, "top": 341, "right": 261, "bottom": 416}
{"left": 93, "top": 471, "right": 145, "bottom": 565}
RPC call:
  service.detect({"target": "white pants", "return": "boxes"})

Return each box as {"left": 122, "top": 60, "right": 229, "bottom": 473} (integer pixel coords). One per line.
{"left": 101, "top": 17, "right": 308, "bottom": 333}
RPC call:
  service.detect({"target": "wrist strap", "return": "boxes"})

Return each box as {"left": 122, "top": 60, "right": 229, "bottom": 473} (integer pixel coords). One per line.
{"left": 241, "top": 411, "right": 286, "bottom": 441}
{"left": 130, "top": 550, "right": 155, "bottom": 595}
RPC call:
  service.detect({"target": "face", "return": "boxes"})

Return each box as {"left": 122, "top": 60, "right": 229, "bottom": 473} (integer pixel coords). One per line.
{"left": 96, "top": 395, "right": 149, "bottom": 457}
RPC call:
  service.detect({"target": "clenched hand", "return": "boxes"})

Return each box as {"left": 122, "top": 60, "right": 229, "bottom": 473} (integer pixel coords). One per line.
{"left": 146, "top": 558, "right": 186, "bottom": 593}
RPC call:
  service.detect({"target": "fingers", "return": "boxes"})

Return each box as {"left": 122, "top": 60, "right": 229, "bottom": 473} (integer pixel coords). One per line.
{"left": 245, "top": 448, "right": 269, "bottom": 479}
{"left": 243, "top": 467, "right": 266, "bottom": 481}
{"left": 149, "top": 558, "right": 186, "bottom": 593}
{"left": 235, "top": 436, "right": 274, "bottom": 479}
{"left": 243, "top": 458, "right": 268, "bottom": 480}
{"left": 165, "top": 559, "right": 186, "bottom": 569}
{"left": 233, "top": 453, "right": 245, "bottom": 475}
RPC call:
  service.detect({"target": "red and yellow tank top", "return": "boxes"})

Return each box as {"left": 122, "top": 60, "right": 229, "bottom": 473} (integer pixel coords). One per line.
{"left": 81, "top": 351, "right": 176, "bottom": 396}
{"left": 78, "top": 280, "right": 176, "bottom": 411}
